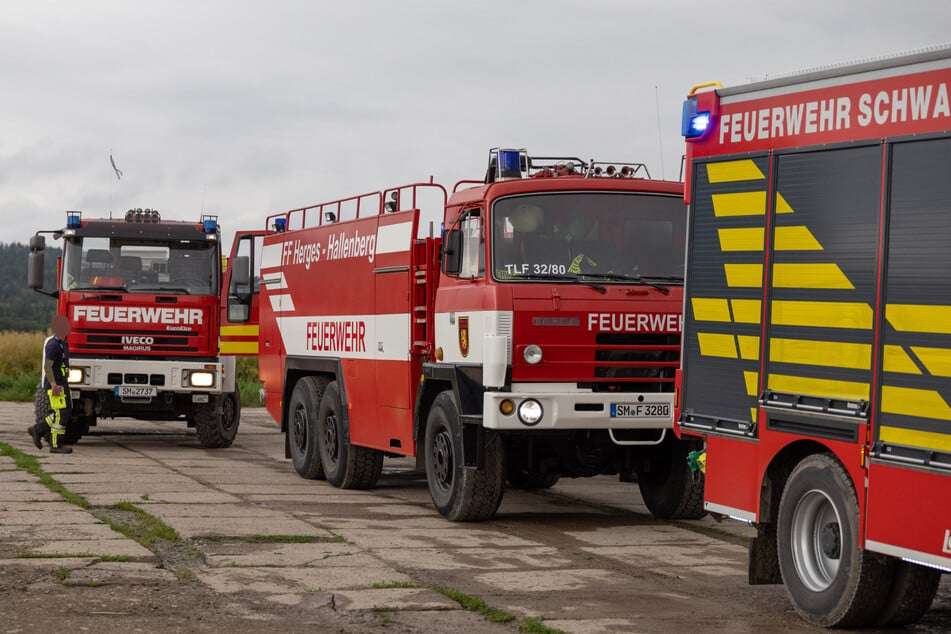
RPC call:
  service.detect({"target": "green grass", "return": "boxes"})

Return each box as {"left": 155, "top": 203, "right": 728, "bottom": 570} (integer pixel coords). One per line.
{"left": 0, "top": 372, "right": 40, "bottom": 401}
{"left": 0, "top": 443, "right": 89, "bottom": 508}
{"left": 100, "top": 501, "right": 180, "bottom": 546}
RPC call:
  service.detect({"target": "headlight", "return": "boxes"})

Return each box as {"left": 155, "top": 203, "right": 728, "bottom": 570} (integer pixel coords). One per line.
{"left": 523, "top": 344, "right": 543, "bottom": 365}
{"left": 67, "top": 368, "right": 85, "bottom": 384}
{"left": 185, "top": 370, "right": 215, "bottom": 388}
{"left": 517, "top": 399, "right": 543, "bottom": 425}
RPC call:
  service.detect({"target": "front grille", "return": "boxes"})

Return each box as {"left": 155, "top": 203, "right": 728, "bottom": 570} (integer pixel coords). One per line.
{"left": 583, "top": 332, "right": 680, "bottom": 393}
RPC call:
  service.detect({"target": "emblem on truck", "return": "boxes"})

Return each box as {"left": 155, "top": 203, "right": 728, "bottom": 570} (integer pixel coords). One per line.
{"left": 458, "top": 316, "right": 469, "bottom": 358}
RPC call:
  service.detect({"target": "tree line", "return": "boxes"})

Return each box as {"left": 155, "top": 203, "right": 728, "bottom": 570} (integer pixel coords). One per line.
{"left": 0, "top": 242, "right": 60, "bottom": 332}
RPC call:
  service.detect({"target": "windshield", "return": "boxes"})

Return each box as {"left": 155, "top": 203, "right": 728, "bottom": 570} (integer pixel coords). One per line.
{"left": 62, "top": 237, "right": 219, "bottom": 295}
{"left": 491, "top": 192, "right": 686, "bottom": 282}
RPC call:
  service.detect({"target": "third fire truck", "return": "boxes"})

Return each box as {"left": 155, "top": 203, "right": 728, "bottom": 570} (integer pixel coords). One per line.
{"left": 227, "top": 149, "right": 698, "bottom": 520}
{"left": 678, "top": 46, "right": 951, "bottom": 627}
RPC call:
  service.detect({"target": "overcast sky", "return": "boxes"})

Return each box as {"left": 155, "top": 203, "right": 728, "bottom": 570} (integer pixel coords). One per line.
{"left": 3, "top": 0, "right": 950, "bottom": 248}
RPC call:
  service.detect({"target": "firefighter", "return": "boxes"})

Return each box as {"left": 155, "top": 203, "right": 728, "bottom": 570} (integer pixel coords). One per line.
{"left": 27, "top": 315, "right": 74, "bottom": 454}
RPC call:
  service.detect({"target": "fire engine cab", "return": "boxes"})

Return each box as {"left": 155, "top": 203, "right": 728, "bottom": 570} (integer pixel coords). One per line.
{"left": 29, "top": 209, "right": 241, "bottom": 448}
{"left": 679, "top": 45, "right": 951, "bottom": 627}
{"left": 227, "top": 149, "right": 699, "bottom": 521}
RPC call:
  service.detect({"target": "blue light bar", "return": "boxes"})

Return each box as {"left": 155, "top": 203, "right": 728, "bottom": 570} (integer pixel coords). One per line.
{"left": 66, "top": 211, "right": 81, "bottom": 229}
{"left": 203, "top": 219, "right": 217, "bottom": 233}
{"left": 273, "top": 217, "right": 287, "bottom": 233}
{"left": 498, "top": 149, "right": 522, "bottom": 179}
{"left": 682, "top": 98, "right": 712, "bottom": 139}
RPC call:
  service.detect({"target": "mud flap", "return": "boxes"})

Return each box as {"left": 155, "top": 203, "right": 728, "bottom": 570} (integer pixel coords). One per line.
{"left": 749, "top": 523, "right": 782, "bottom": 585}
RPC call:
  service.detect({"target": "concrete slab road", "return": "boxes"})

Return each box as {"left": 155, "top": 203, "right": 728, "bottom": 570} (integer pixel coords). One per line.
{"left": 0, "top": 401, "right": 948, "bottom": 633}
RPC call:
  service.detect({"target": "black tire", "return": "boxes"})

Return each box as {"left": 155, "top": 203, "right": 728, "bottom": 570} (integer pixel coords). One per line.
{"left": 637, "top": 435, "right": 705, "bottom": 520}
{"left": 778, "top": 454, "right": 894, "bottom": 628}
{"left": 35, "top": 386, "right": 87, "bottom": 444}
{"left": 194, "top": 393, "right": 240, "bottom": 448}
{"left": 287, "top": 376, "right": 328, "bottom": 479}
{"left": 875, "top": 560, "right": 941, "bottom": 627}
{"left": 317, "top": 381, "right": 383, "bottom": 489}
{"left": 424, "top": 390, "right": 504, "bottom": 521}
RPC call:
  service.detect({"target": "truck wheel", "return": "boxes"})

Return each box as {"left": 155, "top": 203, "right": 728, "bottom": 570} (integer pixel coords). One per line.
{"left": 778, "top": 454, "right": 894, "bottom": 628}
{"left": 637, "top": 435, "right": 705, "bottom": 520}
{"left": 317, "top": 381, "right": 383, "bottom": 489}
{"left": 222, "top": 388, "right": 241, "bottom": 440}
{"left": 194, "top": 394, "right": 239, "bottom": 449}
{"left": 33, "top": 386, "right": 51, "bottom": 426}
{"left": 875, "top": 560, "right": 941, "bottom": 627}
{"left": 424, "top": 390, "right": 504, "bottom": 521}
{"left": 287, "top": 377, "right": 328, "bottom": 479}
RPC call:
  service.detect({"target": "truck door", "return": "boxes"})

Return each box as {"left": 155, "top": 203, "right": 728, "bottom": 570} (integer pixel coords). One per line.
{"left": 221, "top": 231, "right": 266, "bottom": 355}
{"left": 867, "top": 135, "right": 951, "bottom": 565}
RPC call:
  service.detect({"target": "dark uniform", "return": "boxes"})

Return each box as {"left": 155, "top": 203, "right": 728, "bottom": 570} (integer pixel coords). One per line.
{"left": 28, "top": 334, "right": 73, "bottom": 453}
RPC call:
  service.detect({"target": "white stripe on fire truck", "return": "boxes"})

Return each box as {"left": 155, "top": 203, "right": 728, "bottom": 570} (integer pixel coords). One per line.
{"left": 261, "top": 242, "right": 284, "bottom": 270}
{"left": 375, "top": 221, "right": 414, "bottom": 255}
{"left": 259, "top": 272, "right": 287, "bottom": 289}
{"left": 279, "top": 313, "right": 412, "bottom": 362}
{"left": 269, "top": 293, "right": 296, "bottom": 312}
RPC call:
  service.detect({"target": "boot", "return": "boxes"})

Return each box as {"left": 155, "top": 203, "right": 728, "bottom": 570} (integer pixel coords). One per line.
{"left": 27, "top": 425, "right": 44, "bottom": 449}
{"left": 50, "top": 445, "right": 73, "bottom": 454}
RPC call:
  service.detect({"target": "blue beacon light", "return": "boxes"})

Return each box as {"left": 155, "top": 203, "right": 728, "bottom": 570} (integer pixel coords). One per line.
{"left": 273, "top": 217, "right": 287, "bottom": 233}
{"left": 498, "top": 149, "right": 523, "bottom": 179}
{"left": 203, "top": 218, "right": 217, "bottom": 233}
{"left": 66, "top": 212, "right": 82, "bottom": 229}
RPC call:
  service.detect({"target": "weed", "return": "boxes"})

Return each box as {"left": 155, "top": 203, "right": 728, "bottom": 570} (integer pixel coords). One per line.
{"left": 520, "top": 617, "right": 566, "bottom": 634}
{"left": 53, "top": 568, "right": 70, "bottom": 582}
{"left": 0, "top": 443, "right": 89, "bottom": 508}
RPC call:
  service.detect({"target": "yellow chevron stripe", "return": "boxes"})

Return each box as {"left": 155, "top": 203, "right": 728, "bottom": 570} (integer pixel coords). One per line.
{"left": 771, "top": 301, "right": 872, "bottom": 329}
{"left": 774, "top": 226, "right": 822, "bottom": 251}
{"left": 697, "top": 333, "right": 737, "bottom": 358}
{"left": 724, "top": 264, "right": 763, "bottom": 288}
{"left": 887, "top": 304, "right": 951, "bottom": 334}
{"left": 718, "top": 227, "right": 764, "bottom": 251}
{"left": 744, "top": 371, "right": 759, "bottom": 397}
{"left": 220, "top": 341, "right": 259, "bottom": 355}
{"left": 768, "top": 373, "right": 869, "bottom": 401}
{"left": 881, "top": 385, "right": 951, "bottom": 421}
{"left": 712, "top": 191, "right": 766, "bottom": 217}
{"left": 776, "top": 192, "right": 794, "bottom": 214}
{"left": 882, "top": 345, "right": 921, "bottom": 374}
{"left": 707, "top": 160, "right": 765, "bottom": 183}
{"left": 692, "top": 298, "right": 732, "bottom": 322}
{"left": 731, "top": 299, "right": 762, "bottom": 324}
{"left": 773, "top": 263, "right": 854, "bottom": 289}
{"left": 769, "top": 338, "right": 870, "bottom": 370}
{"left": 737, "top": 335, "right": 760, "bottom": 360}
{"left": 750, "top": 407, "right": 758, "bottom": 422}
{"left": 879, "top": 425, "right": 951, "bottom": 452}
{"left": 911, "top": 347, "right": 951, "bottom": 378}
{"left": 221, "top": 325, "right": 259, "bottom": 337}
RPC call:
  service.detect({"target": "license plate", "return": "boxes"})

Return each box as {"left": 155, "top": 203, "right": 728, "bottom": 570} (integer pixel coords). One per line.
{"left": 192, "top": 394, "right": 209, "bottom": 403}
{"left": 115, "top": 386, "right": 157, "bottom": 398}
{"left": 610, "top": 403, "right": 670, "bottom": 418}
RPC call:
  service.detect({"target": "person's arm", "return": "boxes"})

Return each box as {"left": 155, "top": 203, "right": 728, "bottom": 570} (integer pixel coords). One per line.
{"left": 44, "top": 357, "right": 61, "bottom": 395}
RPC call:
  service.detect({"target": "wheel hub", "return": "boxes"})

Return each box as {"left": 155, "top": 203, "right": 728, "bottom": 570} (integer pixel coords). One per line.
{"left": 324, "top": 413, "right": 338, "bottom": 461}
{"left": 820, "top": 522, "right": 841, "bottom": 559}
{"left": 293, "top": 408, "right": 306, "bottom": 451}
{"left": 432, "top": 430, "right": 452, "bottom": 486}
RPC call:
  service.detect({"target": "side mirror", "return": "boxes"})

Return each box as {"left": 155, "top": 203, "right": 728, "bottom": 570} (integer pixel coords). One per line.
{"left": 231, "top": 256, "right": 250, "bottom": 287}
{"left": 27, "top": 235, "right": 46, "bottom": 290}
{"left": 442, "top": 229, "right": 461, "bottom": 275}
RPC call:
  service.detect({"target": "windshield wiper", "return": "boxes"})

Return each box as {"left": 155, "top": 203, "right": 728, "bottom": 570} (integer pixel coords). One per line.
{"left": 507, "top": 273, "right": 606, "bottom": 294}
{"left": 579, "top": 273, "right": 676, "bottom": 294}
{"left": 130, "top": 285, "right": 193, "bottom": 295}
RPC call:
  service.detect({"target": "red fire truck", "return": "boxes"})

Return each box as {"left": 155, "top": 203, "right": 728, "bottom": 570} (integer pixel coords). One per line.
{"left": 226, "top": 149, "right": 699, "bottom": 521}
{"left": 28, "top": 209, "right": 241, "bottom": 448}
{"left": 678, "top": 46, "right": 951, "bottom": 627}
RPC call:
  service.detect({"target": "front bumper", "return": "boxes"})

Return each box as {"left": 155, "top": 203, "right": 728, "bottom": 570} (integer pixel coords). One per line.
{"left": 67, "top": 358, "right": 225, "bottom": 395}
{"left": 482, "top": 382, "right": 674, "bottom": 431}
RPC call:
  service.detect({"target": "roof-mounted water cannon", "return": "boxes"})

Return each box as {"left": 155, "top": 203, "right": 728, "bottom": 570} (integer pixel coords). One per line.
{"left": 486, "top": 148, "right": 528, "bottom": 183}
{"left": 682, "top": 81, "right": 722, "bottom": 141}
